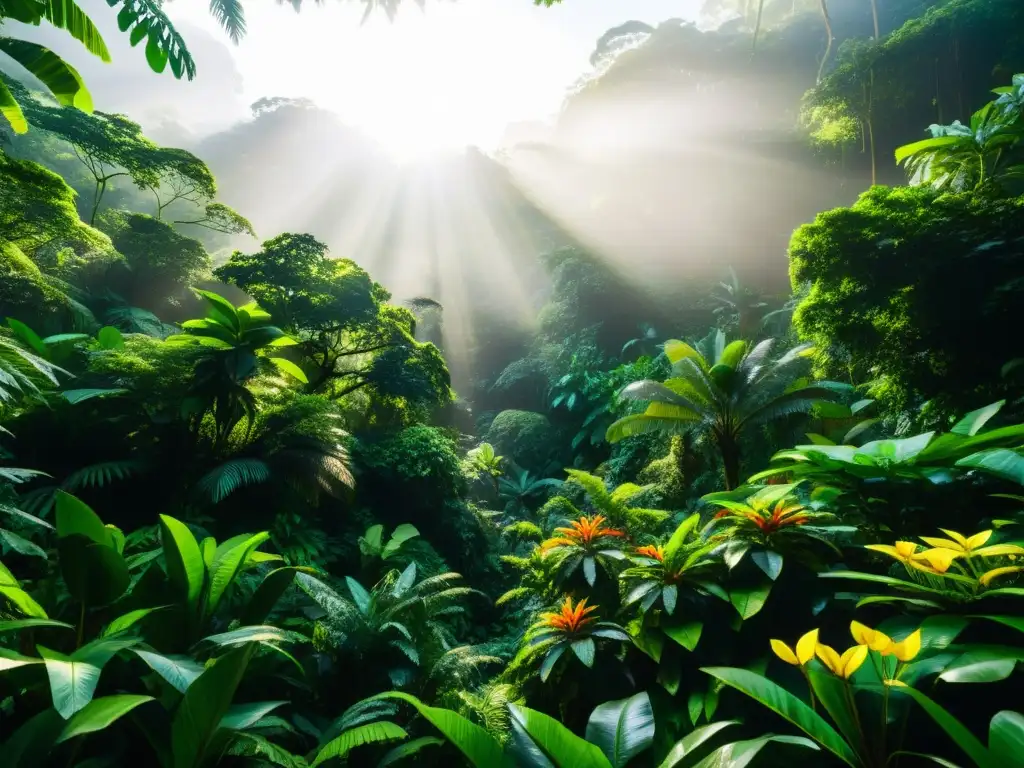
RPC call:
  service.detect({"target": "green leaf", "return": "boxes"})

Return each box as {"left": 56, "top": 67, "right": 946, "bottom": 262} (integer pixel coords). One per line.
{"left": 956, "top": 449, "right": 1024, "bottom": 485}
{"left": 664, "top": 621, "right": 703, "bottom": 652}
{"left": 540, "top": 644, "right": 566, "bottom": 682}
{"left": 585, "top": 692, "right": 655, "bottom": 768}
{"left": 171, "top": 644, "right": 255, "bottom": 768}
{"left": 0, "top": 78, "right": 28, "bottom": 134}
{"left": 0, "top": 646, "right": 44, "bottom": 671}
{"left": 0, "top": 585, "right": 47, "bottom": 618}
{"left": 267, "top": 356, "right": 308, "bottom": 383}
{"left": 7, "top": 317, "right": 48, "bottom": 356}
{"left": 193, "top": 289, "right": 239, "bottom": 331}
{"left": 133, "top": 649, "right": 205, "bottom": 694}
{"left": 241, "top": 567, "right": 311, "bottom": 625}
{"left": 378, "top": 736, "right": 446, "bottom": 766}
{"left": 96, "top": 326, "right": 124, "bottom": 350}
{"left": 970, "top": 615, "right": 1024, "bottom": 634}
{"left": 701, "top": 667, "right": 857, "bottom": 766}
{"left": 990, "top": 711, "right": 1024, "bottom": 764}
{"left": 0, "top": 618, "right": 73, "bottom": 632}
{"left": 220, "top": 700, "right": 287, "bottom": 730}
{"left": 729, "top": 582, "right": 772, "bottom": 620}
{"left": 145, "top": 28, "right": 168, "bottom": 72}
{"left": 346, "top": 576, "right": 373, "bottom": 615}
{"left": 60, "top": 388, "right": 129, "bottom": 404}
{"left": 42, "top": 0, "right": 111, "bottom": 61}
{"left": 0, "top": 528, "right": 47, "bottom": 558}
{"left": 691, "top": 734, "right": 819, "bottom": 768}
{"left": 897, "top": 686, "right": 991, "bottom": 768}
{"left": 373, "top": 691, "right": 508, "bottom": 768}
{"left": 572, "top": 637, "right": 596, "bottom": 667}
{"left": 583, "top": 556, "right": 597, "bottom": 586}
{"left": 509, "top": 703, "right": 612, "bottom": 768}
{"left": 2, "top": 708, "right": 65, "bottom": 767}
{"left": 38, "top": 645, "right": 106, "bottom": 719}
{"left": 750, "top": 550, "right": 783, "bottom": 581}
{"left": 206, "top": 532, "right": 270, "bottom": 618}
{"left": 657, "top": 721, "right": 740, "bottom": 768}
{"left": 55, "top": 491, "right": 110, "bottom": 546}
{"left": 952, "top": 401, "right": 1004, "bottom": 436}
{"left": 310, "top": 721, "right": 408, "bottom": 767}
{"left": 0, "top": 39, "right": 92, "bottom": 110}
{"left": 198, "top": 625, "right": 306, "bottom": 648}
{"left": 101, "top": 606, "right": 168, "bottom": 637}
{"left": 160, "top": 515, "right": 205, "bottom": 621}
{"left": 55, "top": 695, "right": 153, "bottom": 743}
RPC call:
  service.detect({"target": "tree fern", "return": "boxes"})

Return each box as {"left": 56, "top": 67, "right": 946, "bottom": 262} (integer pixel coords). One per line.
{"left": 197, "top": 458, "right": 272, "bottom": 503}
{"left": 310, "top": 721, "right": 408, "bottom": 767}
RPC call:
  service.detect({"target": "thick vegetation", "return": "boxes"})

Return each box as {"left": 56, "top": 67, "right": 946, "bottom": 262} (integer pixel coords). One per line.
{"left": 0, "top": 1, "right": 1023, "bottom": 767}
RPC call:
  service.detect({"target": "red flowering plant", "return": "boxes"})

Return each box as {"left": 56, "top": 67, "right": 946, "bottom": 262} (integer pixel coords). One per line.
{"left": 702, "top": 482, "right": 851, "bottom": 580}
{"left": 519, "top": 596, "right": 630, "bottom": 681}
{"left": 539, "top": 514, "right": 629, "bottom": 587}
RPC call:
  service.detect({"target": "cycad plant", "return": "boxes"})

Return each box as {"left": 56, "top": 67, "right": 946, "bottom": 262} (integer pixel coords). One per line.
{"left": 607, "top": 329, "right": 842, "bottom": 489}
{"left": 498, "top": 467, "right": 563, "bottom": 516}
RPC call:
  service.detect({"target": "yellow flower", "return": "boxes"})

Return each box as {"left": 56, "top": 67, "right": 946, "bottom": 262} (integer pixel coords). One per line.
{"left": 910, "top": 547, "right": 959, "bottom": 574}
{"left": 920, "top": 529, "right": 1024, "bottom": 558}
{"left": 770, "top": 629, "right": 819, "bottom": 666}
{"left": 885, "top": 629, "right": 922, "bottom": 662}
{"left": 979, "top": 566, "right": 1024, "bottom": 587}
{"left": 850, "top": 621, "right": 892, "bottom": 652}
{"left": 816, "top": 642, "right": 868, "bottom": 679}
{"left": 865, "top": 541, "right": 918, "bottom": 563}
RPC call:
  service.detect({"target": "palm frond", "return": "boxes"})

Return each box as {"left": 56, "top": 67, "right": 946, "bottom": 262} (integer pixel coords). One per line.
{"left": 62, "top": 460, "right": 143, "bottom": 491}
{"left": 606, "top": 414, "right": 695, "bottom": 443}
{"left": 208, "top": 0, "right": 247, "bottom": 43}
{"left": 196, "top": 457, "right": 271, "bottom": 503}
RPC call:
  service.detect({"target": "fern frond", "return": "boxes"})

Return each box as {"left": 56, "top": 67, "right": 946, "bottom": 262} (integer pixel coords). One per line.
{"left": 495, "top": 587, "right": 532, "bottom": 606}
{"left": 226, "top": 733, "right": 304, "bottom": 767}
{"left": 197, "top": 458, "right": 271, "bottom": 503}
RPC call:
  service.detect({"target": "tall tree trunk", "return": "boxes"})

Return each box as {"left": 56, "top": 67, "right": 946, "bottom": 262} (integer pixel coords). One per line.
{"left": 868, "top": 68, "right": 877, "bottom": 185}
{"left": 816, "top": 0, "right": 834, "bottom": 84}
{"left": 869, "top": 0, "right": 879, "bottom": 39}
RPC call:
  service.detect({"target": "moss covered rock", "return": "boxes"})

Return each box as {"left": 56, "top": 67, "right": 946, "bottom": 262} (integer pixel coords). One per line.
{"left": 485, "top": 409, "right": 557, "bottom": 473}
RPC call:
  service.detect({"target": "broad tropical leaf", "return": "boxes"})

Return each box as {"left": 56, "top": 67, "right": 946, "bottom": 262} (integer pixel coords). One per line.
{"left": 585, "top": 692, "right": 655, "bottom": 768}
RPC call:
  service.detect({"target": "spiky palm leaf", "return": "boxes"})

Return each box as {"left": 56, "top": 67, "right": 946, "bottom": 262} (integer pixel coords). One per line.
{"left": 62, "top": 459, "right": 144, "bottom": 491}
{"left": 208, "top": 0, "right": 247, "bottom": 43}
{"left": 607, "top": 330, "right": 844, "bottom": 488}
{"left": 197, "top": 458, "right": 272, "bottom": 503}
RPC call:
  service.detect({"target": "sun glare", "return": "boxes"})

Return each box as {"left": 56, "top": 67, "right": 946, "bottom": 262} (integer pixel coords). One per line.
{"left": 174, "top": 1, "right": 578, "bottom": 162}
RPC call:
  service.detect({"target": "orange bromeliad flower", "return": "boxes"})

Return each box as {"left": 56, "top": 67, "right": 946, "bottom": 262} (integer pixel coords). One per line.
{"left": 538, "top": 596, "right": 598, "bottom": 634}
{"left": 635, "top": 544, "right": 665, "bottom": 561}
{"left": 740, "top": 499, "right": 810, "bottom": 534}
{"left": 540, "top": 515, "right": 625, "bottom": 552}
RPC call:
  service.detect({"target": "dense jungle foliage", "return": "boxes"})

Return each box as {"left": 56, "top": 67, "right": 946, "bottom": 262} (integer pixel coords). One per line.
{"left": 1, "top": 0, "right": 1024, "bottom": 766}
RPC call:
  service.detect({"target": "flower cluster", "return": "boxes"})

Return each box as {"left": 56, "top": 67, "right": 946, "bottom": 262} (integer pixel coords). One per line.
{"left": 771, "top": 621, "right": 922, "bottom": 681}
{"left": 539, "top": 515, "right": 626, "bottom": 554}
{"left": 537, "top": 596, "right": 597, "bottom": 635}
{"left": 867, "top": 528, "right": 1024, "bottom": 586}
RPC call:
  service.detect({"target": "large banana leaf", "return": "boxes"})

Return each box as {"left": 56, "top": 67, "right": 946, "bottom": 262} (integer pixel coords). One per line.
{"left": 373, "top": 691, "right": 507, "bottom": 767}
{"left": 989, "top": 711, "right": 1024, "bottom": 765}
{"left": 508, "top": 703, "right": 612, "bottom": 768}
{"left": 205, "top": 532, "right": 270, "bottom": 618}
{"left": 701, "top": 667, "right": 858, "bottom": 766}
{"left": 585, "top": 692, "right": 655, "bottom": 768}
{"left": 0, "top": 39, "right": 92, "bottom": 111}
{"left": 0, "top": 78, "right": 27, "bottom": 132}
{"left": 42, "top": 0, "right": 111, "bottom": 60}
{"left": 658, "top": 721, "right": 739, "bottom": 768}
{"left": 133, "top": 649, "right": 204, "bottom": 693}
{"left": 691, "top": 734, "right": 819, "bottom": 768}
{"left": 37, "top": 637, "right": 136, "bottom": 719}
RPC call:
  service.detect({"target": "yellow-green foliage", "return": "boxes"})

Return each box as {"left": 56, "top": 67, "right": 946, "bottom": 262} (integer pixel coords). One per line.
{"left": 564, "top": 468, "right": 669, "bottom": 535}
{"left": 485, "top": 410, "right": 556, "bottom": 473}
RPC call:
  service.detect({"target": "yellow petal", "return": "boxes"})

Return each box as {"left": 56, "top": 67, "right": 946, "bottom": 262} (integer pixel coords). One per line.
{"left": 840, "top": 644, "right": 869, "bottom": 678}
{"left": 815, "top": 643, "right": 842, "bottom": 675}
{"left": 796, "top": 629, "right": 819, "bottom": 665}
{"left": 865, "top": 544, "right": 901, "bottom": 559}
{"left": 850, "top": 621, "right": 874, "bottom": 646}
{"left": 980, "top": 566, "right": 1024, "bottom": 587}
{"left": 973, "top": 544, "right": 1024, "bottom": 558}
{"left": 891, "top": 629, "right": 922, "bottom": 662}
{"left": 920, "top": 536, "right": 963, "bottom": 552}
{"left": 868, "top": 630, "right": 892, "bottom": 652}
{"left": 894, "top": 541, "right": 918, "bottom": 559}
{"left": 963, "top": 530, "right": 993, "bottom": 550}
{"left": 913, "top": 548, "right": 960, "bottom": 573}
{"left": 770, "top": 639, "right": 799, "bottom": 665}
{"left": 938, "top": 529, "right": 970, "bottom": 548}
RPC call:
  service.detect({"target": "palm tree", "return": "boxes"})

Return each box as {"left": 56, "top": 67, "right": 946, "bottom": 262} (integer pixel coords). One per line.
{"left": 606, "top": 329, "right": 844, "bottom": 490}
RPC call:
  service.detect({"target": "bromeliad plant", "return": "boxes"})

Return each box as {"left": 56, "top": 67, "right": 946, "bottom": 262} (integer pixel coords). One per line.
{"left": 518, "top": 596, "right": 630, "bottom": 682}
{"left": 821, "top": 526, "right": 1024, "bottom": 608}
{"left": 540, "top": 514, "right": 628, "bottom": 587}
{"left": 702, "top": 482, "right": 853, "bottom": 577}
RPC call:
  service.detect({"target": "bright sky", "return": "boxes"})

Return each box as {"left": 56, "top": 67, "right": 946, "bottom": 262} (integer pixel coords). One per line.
{"left": 167, "top": 0, "right": 698, "bottom": 160}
